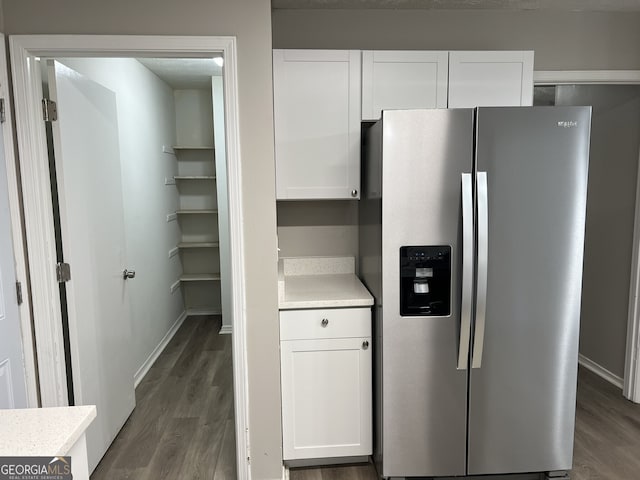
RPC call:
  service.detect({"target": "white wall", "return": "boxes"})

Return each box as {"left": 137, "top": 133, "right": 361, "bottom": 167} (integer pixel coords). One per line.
{"left": 272, "top": 9, "right": 640, "bottom": 70}
{"left": 175, "top": 89, "right": 214, "bottom": 147}
{"left": 58, "top": 57, "right": 184, "bottom": 380}
{"left": 277, "top": 201, "right": 359, "bottom": 258}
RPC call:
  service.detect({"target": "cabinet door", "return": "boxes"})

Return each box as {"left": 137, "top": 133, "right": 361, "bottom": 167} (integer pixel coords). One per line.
{"left": 273, "top": 49, "right": 361, "bottom": 200}
{"left": 362, "top": 50, "right": 448, "bottom": 120}
{"left": 448, "top": 51, "right": 534, "bottom": 108}
{"left": 281, "top": 337, "right": 372, "bottom": 460}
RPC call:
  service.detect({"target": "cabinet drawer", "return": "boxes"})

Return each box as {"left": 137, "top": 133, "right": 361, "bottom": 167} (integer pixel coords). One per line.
{"left": 280, "top": 308, "right": 371, "bottom": 340}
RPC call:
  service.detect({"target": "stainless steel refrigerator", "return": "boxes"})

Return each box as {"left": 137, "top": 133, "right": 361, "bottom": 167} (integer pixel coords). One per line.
{"left": 359, "top": 107, "right": 591, "bottom": 478}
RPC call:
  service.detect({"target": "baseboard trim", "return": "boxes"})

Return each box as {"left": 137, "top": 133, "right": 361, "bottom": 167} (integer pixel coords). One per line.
{"left": 219, "top": 324, "right": 233, "bottom": 335}
{"left": 134, "top": 311, "right": 187, "bottom": 387}
{"left": 284, "top": 456, "right": 369, "bottom": 469}
{"left": 579, "top": 353, "right": 624, "bottom": 389}
{"left": 186, "top": 308, "right": 222, "bottom": 316}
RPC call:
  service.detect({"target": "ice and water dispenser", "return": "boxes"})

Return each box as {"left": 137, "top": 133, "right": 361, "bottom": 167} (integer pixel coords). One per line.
{"left": 400, "top": 246, "right": 451, "bottom": 316}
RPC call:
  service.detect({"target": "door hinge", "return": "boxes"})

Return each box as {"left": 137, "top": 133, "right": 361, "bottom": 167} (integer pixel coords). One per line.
{"left": 56, "top": 262, "right": 71, "bottom": 283}
{"left": 42, "top": 99, "right": 58, "bottom": 122}
{"left": 15, "top": 281, "right": 23, "bottom": 305}
{"left": 0, "top": 98, "right": 6, "bottom": 123}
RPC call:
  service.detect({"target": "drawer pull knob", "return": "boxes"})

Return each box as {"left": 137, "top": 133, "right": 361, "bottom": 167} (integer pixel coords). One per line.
{"left": 362, "top": 340, "right": 369, "bottom": 350}
{"left": 321, "top": 318, "right": 329, "bottom": 327}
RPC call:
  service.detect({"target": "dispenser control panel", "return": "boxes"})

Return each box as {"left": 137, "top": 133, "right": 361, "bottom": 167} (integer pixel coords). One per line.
{"left": 400, "top": 246, "right": 451, "bottom": 316}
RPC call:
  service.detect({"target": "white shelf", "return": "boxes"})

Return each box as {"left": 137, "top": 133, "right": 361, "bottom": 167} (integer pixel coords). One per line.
{"left": 177, "top": 241, "right": 220, "bottom": 249}
{"left": 174, "top": 176, "right": 216, "bottom": 181}
{"left": 180, "top": 273, "right": 221, "bottom": 282}
{"left": 175, "top": 209, "right": 218, "bottom": 215}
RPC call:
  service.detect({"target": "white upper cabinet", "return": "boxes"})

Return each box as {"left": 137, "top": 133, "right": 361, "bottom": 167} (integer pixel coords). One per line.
{"left": 361, "top": 50, "right": 449, "bottom": 121}
{"left": 448, "top": 51, "right": 534, "bottom": 108}
{"left": 273, "top": 49, "right": 361, "bottom": 200}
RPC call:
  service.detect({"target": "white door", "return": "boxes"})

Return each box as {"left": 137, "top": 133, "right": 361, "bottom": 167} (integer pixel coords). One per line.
{"left": 0, "top": 116, "right": 28, "bottom": 410}
{"left": 448, "top": 51, "right": 534, "bottom": 108}
{"left": 280, "top": 337, "right": 372, "bottom": 460}
{"left": 361, "top": 50, "right": 449, "bottom": 120}
{"left": 47, "top": 60, "right": 135, "bottom": 472}
{"left": 273, "top": 49, "right": 361, "bottom": 200}
{"left": 212, "top": 76, "right": 232, "bottom": 332}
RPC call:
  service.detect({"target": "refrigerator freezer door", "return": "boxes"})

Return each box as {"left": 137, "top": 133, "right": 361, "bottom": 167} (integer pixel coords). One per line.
{"left": 381, "top": 109, "right": 473, "bottom": 477}
{"left": 468, "top": 106, "right": 591, "bottom": 475}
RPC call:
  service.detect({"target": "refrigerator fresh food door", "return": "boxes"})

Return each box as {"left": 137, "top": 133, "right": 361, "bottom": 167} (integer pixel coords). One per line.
{"left": 468, "top": 106, "right": 591, "bottom": 475}
{"left": 381, "top": 109, "right": 473, "bottom": 477}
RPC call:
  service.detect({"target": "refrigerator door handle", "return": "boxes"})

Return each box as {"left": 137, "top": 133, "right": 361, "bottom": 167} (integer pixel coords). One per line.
{"left": 458, "top": 173, "right": 473, "bottom": 370}
{"left": 472, "top": 171, "right": 489, "bottom": 369}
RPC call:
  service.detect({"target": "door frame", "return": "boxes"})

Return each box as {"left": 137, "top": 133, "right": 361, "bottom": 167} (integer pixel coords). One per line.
{"left": 9, "top": 35, "right": 251, "bottom": 478}
{"left": 535, "top": 70, "right": 640, "bottom": 403}
{"left": 0, "top": 33, "right": 39, "bottom": 408}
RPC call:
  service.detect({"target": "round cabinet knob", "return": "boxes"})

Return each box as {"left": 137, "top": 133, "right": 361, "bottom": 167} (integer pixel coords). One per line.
{"left": 123, "top": 269, "right": 136, "bottom": 280}
{"left": 321, "top": 318, "right": 329, "bottom": 327}
{"left": 362, "top": 340, "right": 370, "bottom": 350}
{"left": 351, "top": 189, "right": 358, "bottom": 198}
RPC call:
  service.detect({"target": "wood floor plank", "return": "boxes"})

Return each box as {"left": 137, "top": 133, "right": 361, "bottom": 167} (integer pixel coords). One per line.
{"left": 174, "top": 351, "right": 224, "bottom": 419}
{"left": 213, "top": 419, "right": 238, "bottom": 480}
{"left": 290, "top": 464, "right": 377, "bottom": 480}
{"left": 181, "top": 410, "right": 227, "bottom": 479}
{"left": 138, "top": 417, "right": 199, "bottom": 480}
{"left": 572, "top": 367, "right": 640, "bottom": 480}
{"left": 289, "top": 467, "right": 324, "bottom": 480}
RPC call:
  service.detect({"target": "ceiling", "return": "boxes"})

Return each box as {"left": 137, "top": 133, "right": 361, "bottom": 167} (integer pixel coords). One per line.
{"left": 137, "top": 58, "right": 222, "bottom": 90}
{"left": 271, "top": 0, "right": 640, "bottom": 11}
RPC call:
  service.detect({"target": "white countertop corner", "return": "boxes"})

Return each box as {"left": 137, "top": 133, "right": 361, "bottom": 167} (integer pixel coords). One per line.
{"left": 278, "top": 256, "right": 373, "bottom": 310}
{"left": 0, "top": 405, "right": 97, "bottom": 457}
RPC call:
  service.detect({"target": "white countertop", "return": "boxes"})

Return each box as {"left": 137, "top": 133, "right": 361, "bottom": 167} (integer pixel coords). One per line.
{"left": 278, "top": 256, "right": 374, "bottom": 310}
{"left": 0, "top": 406, "right": 97, "bottom": 456}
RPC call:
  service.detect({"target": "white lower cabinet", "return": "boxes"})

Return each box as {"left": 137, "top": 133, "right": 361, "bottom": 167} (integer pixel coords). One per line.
{"left": 280, "top": 308, "right": 372, "bottom": 462}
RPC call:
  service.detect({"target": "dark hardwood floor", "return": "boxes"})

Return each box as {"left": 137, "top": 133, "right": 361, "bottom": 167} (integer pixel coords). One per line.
{"left": 91, "top": 315, "right": 236, "bottom": 480}
{"left": 572, "top": 367, "right": 640, "bottom": 479}
{"left": 290, "top": 367, "right": 640, "bottom": 480}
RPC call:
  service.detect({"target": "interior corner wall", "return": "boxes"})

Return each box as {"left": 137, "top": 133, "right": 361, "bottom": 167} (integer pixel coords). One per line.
{"left": 271, "top": 9, "right": 640, "bottom": 71}
{"left": 3, "top": 1, "right": 282, "bottom": 478}
{"left": 277, "top": 201, "right": 359, "bottom": 258}
{"left": 56, "top": 57, "right": 184, "bottom": 380}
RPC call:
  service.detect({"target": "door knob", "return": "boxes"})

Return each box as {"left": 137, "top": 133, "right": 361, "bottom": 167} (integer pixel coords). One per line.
{"left": 123, "top": 269, "right": 136, "bottom": 280}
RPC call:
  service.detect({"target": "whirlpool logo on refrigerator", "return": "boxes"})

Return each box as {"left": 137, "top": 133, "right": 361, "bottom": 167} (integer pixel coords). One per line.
{"left": 557, "top": 120, "right": 579, "bottom": 128}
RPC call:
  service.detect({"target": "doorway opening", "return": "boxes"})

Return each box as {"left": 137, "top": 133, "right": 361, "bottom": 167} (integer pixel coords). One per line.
{"left": 41, "top": 56, "right": 235, "bottom": 475}
{"left": 42, "top": 55, "right": 236, "bottom": 475}
{"left": 9, "top": 36, "right": 248, "bottom": 480}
